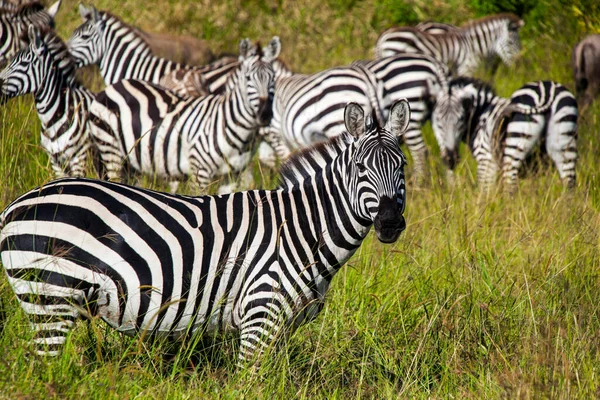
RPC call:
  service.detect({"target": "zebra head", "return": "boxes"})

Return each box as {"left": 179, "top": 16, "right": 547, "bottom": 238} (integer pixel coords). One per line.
{"left": 67, "top": 4, "right": 105, "bottom": 68}
{"left": 345, "top": 100, "right": 410, "bottom": 243}
{"left": 0, "top": 0, "right": 61, "bottom": 64}
{"left": 494, "top": 17, "right": 524, "bottom": 65}
{"left": 0, "top": 25, "right": 75, "bottom": 101}
{"left": 238, "top": 36, "right": 280, "bottom": 126}
{"left": 430, "top": 78, "right": 478, "bottom": 168}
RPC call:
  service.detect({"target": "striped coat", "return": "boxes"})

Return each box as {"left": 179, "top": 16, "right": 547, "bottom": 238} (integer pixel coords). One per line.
{"left": 0, "top": 101, "right": 410, "bottom": 366}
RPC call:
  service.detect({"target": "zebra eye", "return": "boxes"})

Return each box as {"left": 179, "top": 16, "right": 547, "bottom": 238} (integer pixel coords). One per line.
{"left": 355, "top": 162, "right": 367, "bottom": 172}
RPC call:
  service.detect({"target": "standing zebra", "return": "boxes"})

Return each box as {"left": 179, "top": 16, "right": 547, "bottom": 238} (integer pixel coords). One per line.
{"left": 376, "top": 13, "right": 524, "bottom": 76}
{"left": 0, "top": 26, "right": 94, "bottom": 178}
{"left": 67, "top": 5, "right": 240, "bottom": 93}
{"left": 431, "top": 78, "right": 578, "bottom": 189}
{"left": 0, "top": 100, "right": 410, "bottom": 366}
{"left": 0, "top": 0, "right": 61, "bottom": 63}
{"left": 90, "top": 37, "right": 280, "bottom": 193}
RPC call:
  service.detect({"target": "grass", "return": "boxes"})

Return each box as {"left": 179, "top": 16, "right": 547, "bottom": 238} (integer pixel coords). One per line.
{"left": 1, "top": 0, "right": 600, "bottom": 398}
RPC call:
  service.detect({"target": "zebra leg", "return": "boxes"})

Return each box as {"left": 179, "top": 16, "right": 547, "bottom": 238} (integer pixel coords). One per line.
{"left": 6, "top": 269, "right": 85, "bottom": 357}
{"left": 88, "top": 106, "right": 125, "bottom": 182}
{"left": 502, "top": 114, "right": 545, "bottom": 190}
{"left": 50, "top": 157, "right": 67, "bottom": 179}
{"left": 67, "top": 151, "right": 89, "bottom": 178}
{"left": 401, "top": 127, "right": 428, "bottom": 181}
{"left": 546, "top": 104, "right": 578, "bottom": 188}
{"left": 476, "top": 158, "right": 499, "bottom": 192}
{"left": 237, "top": 301, "right": 286, "bottom": 369}
{"left": 258, "top": 126, "right": 291, "bottom": 167}
{"left": 168, "top": 181, "right": 180, "bottom": 193}
{"left": 217, "top": 169, "right": 254, "bottom": 195}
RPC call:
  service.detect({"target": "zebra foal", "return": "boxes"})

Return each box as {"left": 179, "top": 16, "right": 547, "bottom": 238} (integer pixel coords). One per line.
{"left": 90, "top": 37, "right": 280, "bottom": 193}
{"left": 376, "top": 13, "right": 524, "bottom": 76}
{"left": 0, "top": 100, "right": 410, "bottom": 366}
{"left": 0, "top": 26, "right": 95, "bottom": 178}
{"left": 431, "top": 78, "right": 577, "bottom": 190}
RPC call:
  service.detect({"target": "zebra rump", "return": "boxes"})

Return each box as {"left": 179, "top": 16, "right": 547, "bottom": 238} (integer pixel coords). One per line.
{"left": 0, "top": 100, "right": 410, "bottom": 367}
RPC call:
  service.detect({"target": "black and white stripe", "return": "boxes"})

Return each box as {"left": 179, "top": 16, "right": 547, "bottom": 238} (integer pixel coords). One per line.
{"left": 0, "top": 0, "right": 60, "bottom": 63}
{"left": 0, "top": 100, "right": 410, "bottom": 365}
{"left": 256, "top": 62, "right": 385, "bottom": 166}
{"left": 353, "top": 53, "right": 450, "bottom": 178}
{"left": 376, "top": 13, "right": 524, "bottom": 76}
{"left": 415, "top": 21, "right": 457, "bottom": 36}
{"left": 0, "top": 26, "right": 94, "bottom": 178}
{"left": 67, "top": 5, "right": 240, "bottom": 92}
{"left": 431, "top": 78, "right": 578, "bottom": 189}
{"left": 89, "top": 38, "right": 281, "bottom": 193}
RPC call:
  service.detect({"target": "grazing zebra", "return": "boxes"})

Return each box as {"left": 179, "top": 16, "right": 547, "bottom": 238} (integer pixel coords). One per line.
{"left": 0, "top": 26, "right": 94, "bottom": 178}
{"left": 0, "top": 100, "right": 410, "bottom": 366}
{"left": 90, "top": 37, "right": 280, "bottom": 193}
{"left": 376, "top": 13, "right": 524, "bottom": 76}
{"left": 0, "top": 0, "right": 61, "bottom": 63}
{"left": 431, "top": 77, "right": 578, "bottom": 189}
{"left": 349, "top": 53, "right": 450, "bottom": 179}
{"left": 255, "top": 62, "right": 384, "bottom": 166}
{"left": 67, "top": 4, "right": 240, "bottom": 92}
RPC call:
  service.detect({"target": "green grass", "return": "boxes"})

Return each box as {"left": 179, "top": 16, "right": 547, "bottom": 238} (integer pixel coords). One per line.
{"left": 1, "top": 0, "right": 600, "bottom": 398}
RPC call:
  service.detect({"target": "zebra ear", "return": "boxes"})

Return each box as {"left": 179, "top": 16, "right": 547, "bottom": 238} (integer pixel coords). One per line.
{"left": 384, "top": 99, "right": 410, "bottom": 136}
{"left": 78, "top": 4, "right": 91, "bottom": 20}
{"left": 509, "top": 19, "right": 525, "bottom": 31}
{"left": 238, "top": 38, "right": 252, "bottom": 60}
{"left": 262, "top": 36, "right": 281, "bottom": 62}
{"left": 46, "top": 0, "right": 61, "bottom": 18}
{"left": 344, "top": 102, "right": 365, "bottom": 138}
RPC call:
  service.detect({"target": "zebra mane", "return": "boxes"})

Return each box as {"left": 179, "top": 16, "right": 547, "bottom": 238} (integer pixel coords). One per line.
{"left": 278, "top": 132, "right": 354, "bottom": 188}
{"left": 99, "top": 10, "right": 153, "bottom": 49}
{"left": 462, "top": 13, "right": 522, "bottom": 29}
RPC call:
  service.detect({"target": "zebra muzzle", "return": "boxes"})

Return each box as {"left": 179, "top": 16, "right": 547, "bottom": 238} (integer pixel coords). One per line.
{"left": 257, "top": 97, "right": 273, "bottom": 126}
{"left": 373, "top": 196, "right": 405, "bottom": 243}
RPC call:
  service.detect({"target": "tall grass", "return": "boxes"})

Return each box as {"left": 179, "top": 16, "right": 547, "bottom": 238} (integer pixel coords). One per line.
{"left": 0, "top": 0, "right": 599, "bottom": 398}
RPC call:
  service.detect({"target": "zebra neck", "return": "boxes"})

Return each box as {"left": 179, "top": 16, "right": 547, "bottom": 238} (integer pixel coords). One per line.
{"left": 222, "top": 75, "right": 263, "bottom": 132}
{"left": 33, "top": 69, "right": 71, "bottom": 123}
{"left": 462, "top": 23, "right": 500, "bottom": 59}
{"left": 291, "top": 156, "right": 372, "bottom": 276}
{"left": 99, "top": 18, "right": 172, "bottom": 84}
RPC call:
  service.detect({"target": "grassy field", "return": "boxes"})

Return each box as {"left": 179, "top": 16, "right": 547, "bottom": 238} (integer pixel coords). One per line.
{"left": 1, "top": 0, "right": 600, "bottom": 398}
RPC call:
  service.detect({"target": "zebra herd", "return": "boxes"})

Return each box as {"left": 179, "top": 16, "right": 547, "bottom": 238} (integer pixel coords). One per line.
{"left": 0, "top": 1, "right": 582, "bottom": 370}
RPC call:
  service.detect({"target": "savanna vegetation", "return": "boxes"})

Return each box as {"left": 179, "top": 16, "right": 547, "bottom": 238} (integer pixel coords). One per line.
{"left": 1, "top": 0, "right": 600, "bottom": 398}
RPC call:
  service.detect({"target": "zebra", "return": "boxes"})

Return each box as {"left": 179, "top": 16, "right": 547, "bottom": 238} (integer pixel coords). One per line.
{"left": 351, "top": 53, "right": 450, "bottom": 179}
{"left": 0, "top": 0, "right": 61, "bottom": 63}
{"left": 376, "top": 13, "right": 524, "bottom": 76}
{"left": 89, "top": 37, "right": 280, "bottom": 194}
{"left": 431, "top": 77, "right": 578, "bottom": 190}
{"left": 0, "top": 100, "right": 410, "bottom": 366}
{"left": 67, "top": 4, "right": 244, "bottom": 93}
{"left": 255, "top": 62, "right": 385, "bottom": 167}
{"left": 0, "top": 26, "right": 95, "bottom": 178}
